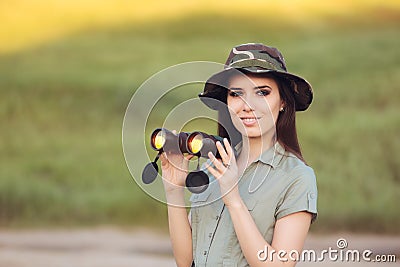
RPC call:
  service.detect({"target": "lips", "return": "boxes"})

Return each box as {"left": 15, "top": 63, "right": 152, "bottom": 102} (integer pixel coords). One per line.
{"left": 240, "top": 117, "right": 260, "bottom": 126}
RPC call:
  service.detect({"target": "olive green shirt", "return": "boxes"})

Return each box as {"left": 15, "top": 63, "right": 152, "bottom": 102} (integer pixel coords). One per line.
{"left": 190, "top": 142, "right": 318, "bottom": 267}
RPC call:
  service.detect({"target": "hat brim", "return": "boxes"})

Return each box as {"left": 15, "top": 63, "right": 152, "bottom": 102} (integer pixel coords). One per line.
{"left": 200, "top": 67, "right": 313, "bottom": 111}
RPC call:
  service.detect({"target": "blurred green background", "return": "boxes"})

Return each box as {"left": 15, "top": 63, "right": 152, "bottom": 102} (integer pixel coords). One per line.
{"left": 0, "top": 0, "right": 399, "bottom": 233}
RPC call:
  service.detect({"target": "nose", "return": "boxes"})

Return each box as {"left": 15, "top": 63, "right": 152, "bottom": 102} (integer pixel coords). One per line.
{"left": 241, "top": 96, "right": 254, "bottom": 112}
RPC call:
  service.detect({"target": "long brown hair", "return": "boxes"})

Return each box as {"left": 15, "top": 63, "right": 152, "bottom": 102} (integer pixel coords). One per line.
{"left": 216, "top": 71, "right": 306, "bottom": 163}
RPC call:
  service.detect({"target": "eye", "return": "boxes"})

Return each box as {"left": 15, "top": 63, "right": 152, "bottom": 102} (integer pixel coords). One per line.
{"left": 229, "top": 91, "right": 243, "bottom": 97}
{"left": 256, "top": 89, "right": 271, "bottom": 96}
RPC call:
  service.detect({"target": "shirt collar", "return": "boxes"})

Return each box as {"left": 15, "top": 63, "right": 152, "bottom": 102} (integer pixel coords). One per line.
{"left": 234, "top": 141, "right": 286, "bottom": 169}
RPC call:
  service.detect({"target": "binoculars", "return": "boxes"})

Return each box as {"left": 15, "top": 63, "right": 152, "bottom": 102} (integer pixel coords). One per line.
{"left": 142, "top": 128, "right": 225, "bottom": 193}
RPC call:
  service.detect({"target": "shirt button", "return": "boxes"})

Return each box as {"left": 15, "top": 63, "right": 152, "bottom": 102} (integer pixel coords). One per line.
{"left": 203, "top": 250, "right": 207, "bottom": 256}
{"left": 215, "top": 215, "right": 219, "bottom": 220}
{"left": 208, "top": 233, "right": 212, "bottom": 238}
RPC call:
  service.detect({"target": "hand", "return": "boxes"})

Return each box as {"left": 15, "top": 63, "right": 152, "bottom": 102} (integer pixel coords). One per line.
{"left": 206, "top": 138, "right": 241, "bottom": 206}
{"left": 159, "top": 131, "right": 194, "bottom": 193}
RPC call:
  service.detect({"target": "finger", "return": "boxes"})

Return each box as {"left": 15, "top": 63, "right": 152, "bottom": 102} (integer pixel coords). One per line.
{"left": 223, "top": 138, "right": 234, "bottom": 160}
{"left": 208, "top": 152, "right": 225, "bottom": 172}
{"left": 216, "top": 141, "right": 229, "bottom": 166}
{"left": 206, "top": 163, "right": 220, "bottom": 179}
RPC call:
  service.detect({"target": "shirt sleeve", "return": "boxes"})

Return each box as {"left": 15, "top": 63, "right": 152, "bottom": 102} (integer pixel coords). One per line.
{"left": 275, "top": 166, "right": 318, "bottom": 223}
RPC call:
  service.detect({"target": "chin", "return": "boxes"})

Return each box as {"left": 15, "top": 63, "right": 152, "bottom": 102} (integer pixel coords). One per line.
{"left": 240, "top": 129, "right": 262, "bottom": 138}
{"left": 240, "top": 126, "right": 276, "bottom": 140}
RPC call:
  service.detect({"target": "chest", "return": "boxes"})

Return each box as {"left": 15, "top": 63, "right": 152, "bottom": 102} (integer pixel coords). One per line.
{"left": 191, "top": 164, "right": 286, "bottom": 266}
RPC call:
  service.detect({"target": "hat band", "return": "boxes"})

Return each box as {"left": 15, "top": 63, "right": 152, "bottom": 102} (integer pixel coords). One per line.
{"left": 229, "top": 58, "right": 285, "bottom": 72}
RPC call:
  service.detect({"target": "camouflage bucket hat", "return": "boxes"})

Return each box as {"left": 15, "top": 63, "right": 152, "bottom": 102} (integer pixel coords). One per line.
{"left": 199, "top": 43, "right": 313, "bottom": 111}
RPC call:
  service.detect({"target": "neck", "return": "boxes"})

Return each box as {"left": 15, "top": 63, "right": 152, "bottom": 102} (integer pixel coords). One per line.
{"left": 239, "top": 132, "right": 276, "bottom": 164}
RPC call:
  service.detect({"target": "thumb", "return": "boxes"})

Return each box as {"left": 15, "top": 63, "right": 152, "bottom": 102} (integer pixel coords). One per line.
{"left": 185, "top": 154, "right": 195, "bottom": 160}
{"left": 160, "top": 153, "right": 168, "bottom": 167}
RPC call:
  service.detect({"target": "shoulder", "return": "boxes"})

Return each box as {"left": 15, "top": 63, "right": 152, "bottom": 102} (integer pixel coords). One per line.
{"left": 280, "top": 152, "right": 316, "bottom": 180}
{"left": 275, "top": 152, "right": 318, "bottom": 221}
{"left": 278, "top": 152, "right": 317, "bottom": 190}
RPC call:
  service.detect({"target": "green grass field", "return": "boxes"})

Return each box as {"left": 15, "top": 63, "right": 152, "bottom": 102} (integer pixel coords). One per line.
{"left": 0, "top": 7, "right": 399, "bottom": 232}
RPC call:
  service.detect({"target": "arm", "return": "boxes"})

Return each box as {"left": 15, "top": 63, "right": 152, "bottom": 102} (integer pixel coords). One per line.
{"left": 160, "top": 150, "right": 193, "bottom": 267}
{"left": 165, "top": 189, "right": 193, "bottom": 267}
{"left": 227, "top": 200, "right": 311, "bottom": 266}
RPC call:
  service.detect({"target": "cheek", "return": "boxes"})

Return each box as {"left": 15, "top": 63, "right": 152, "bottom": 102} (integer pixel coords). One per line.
{"left": 268, "top": 101, "right": 282, "bottom": 124}
{"left": 267, "top": 100, "right": 281, "bottom": 114}
{"left": 265, "top": 93, "right": 282, "bottom": 113}
{"left": 227, "top": 97, "right": 242, "bottom": 113}
{"left": 227, "top": 99, "right": 243, "bottom": 126}
{"left": 253, "top": 98, "right": 275, "bottom": 116}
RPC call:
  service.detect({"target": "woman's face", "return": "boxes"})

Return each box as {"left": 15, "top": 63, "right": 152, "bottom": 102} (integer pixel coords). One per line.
{"left": 227, "top": 74, "right": 283, "bottom": 138}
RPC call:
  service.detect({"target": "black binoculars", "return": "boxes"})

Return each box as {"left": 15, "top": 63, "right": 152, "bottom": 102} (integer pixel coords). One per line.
{"left": 150, "top": 128, "right": 224, "bottom": 157}
{"left": 142, "top": 128, "right": 225, "bottom": 193}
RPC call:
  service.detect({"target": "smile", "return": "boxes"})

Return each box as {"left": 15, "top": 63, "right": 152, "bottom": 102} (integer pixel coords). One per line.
{"left": 240, "top": 117, "right": 261, "bottom": 126}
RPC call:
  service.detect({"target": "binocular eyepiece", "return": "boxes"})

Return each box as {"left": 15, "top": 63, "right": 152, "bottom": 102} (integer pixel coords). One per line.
{"left": 142, "top": 128, "right": 225, "bottom": 193}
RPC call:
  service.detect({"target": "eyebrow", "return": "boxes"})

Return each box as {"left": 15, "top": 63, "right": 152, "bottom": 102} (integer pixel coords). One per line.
{"left": 228, "top": 85, "right": 273, "bottom": 90}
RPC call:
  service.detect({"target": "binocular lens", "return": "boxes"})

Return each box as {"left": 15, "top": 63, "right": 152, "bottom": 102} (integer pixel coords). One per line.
{"left": 153, "top": 131, "right": 166, "bottom": 150}
{"left": 151, "top": 129, "right": 166, "bottom": 151}
{"left": 188, "top": 134, "right": 203, "bottom": 154}
{"left": 187, "top": 131, "right": 221, "bottom": 158}
{"left": 150, "top": 128, "right": 189, "bottom": 153}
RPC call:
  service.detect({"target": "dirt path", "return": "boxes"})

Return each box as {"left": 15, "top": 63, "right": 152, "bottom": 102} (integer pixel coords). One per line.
{"left": 0, "top": 228, "right": 398, "bottom": 267}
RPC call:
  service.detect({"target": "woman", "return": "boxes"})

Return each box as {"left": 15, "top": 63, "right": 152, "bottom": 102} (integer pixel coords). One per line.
{"left": 161, "top": 43, "right": 318, "bottom": 267}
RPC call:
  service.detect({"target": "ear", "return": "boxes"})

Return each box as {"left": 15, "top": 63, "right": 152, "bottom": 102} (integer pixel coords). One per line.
{"left": 279, "top": 101, "right": 286, "bottom": 112}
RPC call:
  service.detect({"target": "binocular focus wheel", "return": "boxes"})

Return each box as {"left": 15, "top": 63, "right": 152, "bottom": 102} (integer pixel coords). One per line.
{"left": 186, "top": 171, "right": 209, "bottom": 194}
